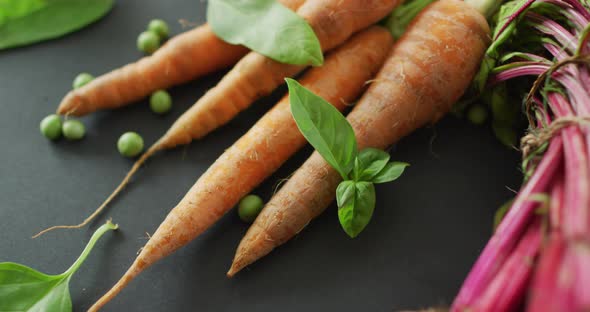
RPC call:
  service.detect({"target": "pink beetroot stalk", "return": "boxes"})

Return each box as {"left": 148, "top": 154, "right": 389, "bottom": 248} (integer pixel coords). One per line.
{"left": 471, "top": 218, "right": 543, "bottom": 311}
{"left": 452, "top": 0, "right": 590, "bottom": 310}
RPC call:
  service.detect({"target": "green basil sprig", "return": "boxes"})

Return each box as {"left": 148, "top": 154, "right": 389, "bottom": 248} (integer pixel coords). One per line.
{"left": 0, "top": 221, "right": 117, "bottom": 311}
{"left": 287, "top": 78, "right": 408, "bottom": 238}
{"left": 207, "top": 0, "right": 323, "bottom": 66}
{"left": 0, "top": 0, "right": 114, "bottom": 51}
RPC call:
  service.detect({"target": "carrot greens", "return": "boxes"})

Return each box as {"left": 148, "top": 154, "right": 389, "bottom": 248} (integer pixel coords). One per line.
{"left": 287, "top": 78, "right": 408, "bottom": 238}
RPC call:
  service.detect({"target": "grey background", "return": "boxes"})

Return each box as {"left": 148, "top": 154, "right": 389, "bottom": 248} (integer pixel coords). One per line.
{"left": 0, "top": 1, "right": 522, "bottom": 311}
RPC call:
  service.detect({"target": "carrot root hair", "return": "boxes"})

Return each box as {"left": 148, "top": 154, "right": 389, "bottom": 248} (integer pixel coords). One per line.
{"left": 32, "top": 144, "right": 161, "bottom": 239}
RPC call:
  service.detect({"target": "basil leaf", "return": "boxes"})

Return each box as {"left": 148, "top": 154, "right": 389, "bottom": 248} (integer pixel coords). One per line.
{"left": 372, "top": 162, "right": 409, "bottom": 184}
{"left": 0, "top": 0, "right": 114, "bottom": 51}
{"left": 353, "top": 148, "right": 390, "bottom": 181}
{"left": 336, "top": 180, "right": 355, "bottom": 208}
{"left": 338, "top": 181, "right": 376, "bottom": 238}
{"left": 0, "top": 221, "right": 117, "bottom": 311}
{"left": 208, "top": 0, "right": 323, "bottom": 66}
{"left": 287, "top": 78, "right": 357, "bottom": 179}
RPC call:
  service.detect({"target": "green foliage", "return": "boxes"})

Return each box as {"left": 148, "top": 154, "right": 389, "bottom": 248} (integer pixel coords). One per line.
{"left": 0, "top": 0, "right": 114, "bottom": 50}
{"left": 208, "top": 0, "right": 323, "bottom": 66}
{"left": 0, "top": 221, "right": 117, "bottom": 312}
{"left": 288, "top": 79, "right": 408, "bottom": 238}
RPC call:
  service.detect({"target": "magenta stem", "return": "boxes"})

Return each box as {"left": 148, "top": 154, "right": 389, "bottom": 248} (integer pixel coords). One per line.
{"left": 451, "top": 138, "right": 564, "bottom": 310}
{"left": 471, "top": 218, "right": 543, "bottom": 312}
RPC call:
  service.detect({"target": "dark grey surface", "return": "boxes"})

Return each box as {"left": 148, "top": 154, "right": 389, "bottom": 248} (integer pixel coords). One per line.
{"left": 0, "top": 1, "right": 522, "bottom": 311}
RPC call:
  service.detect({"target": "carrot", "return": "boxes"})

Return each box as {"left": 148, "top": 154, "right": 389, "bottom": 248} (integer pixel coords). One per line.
{"left": 33, "top": 0, "right": 400, "bottom": 238}
{"left": 228, "top": 0, "right": 491, "bottom": 277}
{"left": 56, "top": 0, "right": 305, "bottom": 116}
{"left": 88, "top": 26, "right": 393, "bottom": 311}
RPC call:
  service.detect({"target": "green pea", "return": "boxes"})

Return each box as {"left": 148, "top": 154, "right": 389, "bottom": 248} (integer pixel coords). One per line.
{"left": 72, "top": 73, "right": 94, "bottom": 89}
{"left": 137, "top": 31, "right": 160, "bottom": 54}
{"left": 40, "top": 114, "right": 62, "bottom": 140}
{"left": 149, "top": 90, "right": 172, "bottom": 114}
{"left": 238, "top": 194, "right": 264, "bottom": 223}
{"left": 467, "top": 104, "right": 488, "bottom": 125}
{"left": 62, "top": 119, "right": 86, "bottom": 140}
{"left": 117, "top": 132, "right": 144, "bottom": 157}
{"left": 148, "top": 19, "right": 169, "bottom": 40}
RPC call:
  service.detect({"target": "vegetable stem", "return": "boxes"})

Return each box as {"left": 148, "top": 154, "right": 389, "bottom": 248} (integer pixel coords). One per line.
{"left": 62, "top": 221, "right": 118, "bottom": 277}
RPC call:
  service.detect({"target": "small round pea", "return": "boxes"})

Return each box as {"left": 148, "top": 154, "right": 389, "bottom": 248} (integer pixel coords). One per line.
{"left": 62, "top": 119, "right": 86, "bottom": 140}
{"left": 467, "top": 104, "right": 488, "bottom": 125}
{"left": 137, "top": 31, "right": 160, "bottom": 54}
{"left": 148, "top": 19, "right": 169, "bottom": 40}
{"left": 149, "top": 90, "right": 172, "bottom": 114}
{"left": 40, "top": 114, "right": 62, "bottom": 140}
{"left": 238, "top": 194, "right": 264, "bottom": 223}
{"left": 117, "top": 132, "right": 144, "bottom": 157}
{"left": 73, "top": 73, "right": 94, "bottom": 89}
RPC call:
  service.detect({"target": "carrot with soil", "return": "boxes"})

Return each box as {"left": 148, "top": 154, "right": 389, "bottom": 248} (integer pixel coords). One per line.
{"left": 56, "top": 0, "right": 305, "bottom": 116}
{"left": 34, "top": 0, "right": 401, "bottom": 238}
{"left": 87, "top": 26, "right": 393, "bottom": 311}
{"left": 228, "top": 0, "right": 492, "bottom": 276}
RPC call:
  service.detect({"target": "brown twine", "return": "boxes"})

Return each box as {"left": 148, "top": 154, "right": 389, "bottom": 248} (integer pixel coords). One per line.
{"left": 519, "top": 53, "right": 590, "bottom": 159}
{"left": 520, "top": 116, "right": 590, "bottom": 159}
{"left": 524, "top": 54, "right": 590, "bottom": 126}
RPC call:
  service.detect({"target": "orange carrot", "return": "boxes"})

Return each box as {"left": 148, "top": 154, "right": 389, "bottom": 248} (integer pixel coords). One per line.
{"left": 57, "top": 0, "right": 305, "bottom": 116}
{"left": 88, "top": 26, "right": 393, "bottom": 311}
{"left": 34, "top": 0, "right": 400, "bottom": 237}
{"left": 228, "top": 0, "right": 491, "bottom": 277}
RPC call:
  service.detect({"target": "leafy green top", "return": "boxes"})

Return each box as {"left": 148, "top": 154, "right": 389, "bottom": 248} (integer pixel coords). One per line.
{"left": 287, "top": 79, "right": 408, "bottom": 238}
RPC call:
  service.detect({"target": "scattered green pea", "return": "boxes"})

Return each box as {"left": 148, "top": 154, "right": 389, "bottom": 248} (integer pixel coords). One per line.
{"left": 238, "top": 194, "right": 264, "bottom": 223}
{"left": 137, "top": 31, "right": 160, "bottom": 54}
{"left": 150, "top": 90, "right": 172, "bottom": 114}
{"left": 117, "top": 132, "right": 144, "bottom": 157}
{"left": 148, "top": 19, "right": 169, "bottom": 40}
{"left": 73, "top": 73, "right": 94, "bottom": 89}
{"left": 467, "top": 104, "right": 488, "bottom": 125}
{"left": 40, "top": 114, "right": 62, "bottom": 140}
{"left": 62, "top": 119, "right": 86, "bottom": 140}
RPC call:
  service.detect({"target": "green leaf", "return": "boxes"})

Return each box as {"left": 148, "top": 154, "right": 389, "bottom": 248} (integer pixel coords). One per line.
{"left": 336, "top": 180, "right": 355, "bottom": 208}
{"left": 208, "top": 0, "right": 323, "bottom": 66}
{"left": 382, "top": 0, "right": 435, "bottom": 39}
{"left": 353, "top": 148, "right": 390, "bottom": 181}
{"left": 287, "top": 78, "right": 357, "bottom": 179}
{"left": 338, "top": 181, "right": 376, "bottom": 238}
{"left": 372, "top": 162, "right": 409, "bottom": 184}
{"left": 0, "top": 0, "right": 46, "bottom": 26}
{"left": 0, "top": 221, "right": 117, "bottom": 311}
{"left": 0, "top": 0, "right": 114, "bottom": 51}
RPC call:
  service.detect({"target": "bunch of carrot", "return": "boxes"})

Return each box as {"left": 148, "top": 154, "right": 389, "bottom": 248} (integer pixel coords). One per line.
{"left": 452, "top": 0, "right": 590, "bottom": 311}
{"left": 35, "top": 0, "right": 503, "bottom": 309}
{"left": 82, "top": 0, "right": 495, "bottom": 309}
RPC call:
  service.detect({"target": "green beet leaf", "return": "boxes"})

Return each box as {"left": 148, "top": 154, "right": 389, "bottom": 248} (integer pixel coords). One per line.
{"left": 0, "top": 221, "right": 117, "bottom": 311}
{"left": 287, "top": 78, "right": 357, "bottom": 179}
{"left": 0, "top": 0, "right": 114, "bottom": 50}
{"left": 208, "top": 0, "right": 323, "bottom": 66}
{"left": 337, "top": 181, "right": 376, "bottom": 238}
